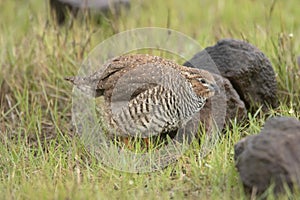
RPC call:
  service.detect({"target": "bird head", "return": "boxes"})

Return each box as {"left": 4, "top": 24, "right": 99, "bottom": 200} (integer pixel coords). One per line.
{"left": 181, "top": 67, "right": 219, "bottom": 99}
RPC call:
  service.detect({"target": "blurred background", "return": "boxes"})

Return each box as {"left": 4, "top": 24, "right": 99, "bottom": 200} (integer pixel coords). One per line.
{"left": 0, "top": 0, "right": 299, "bottom": 199}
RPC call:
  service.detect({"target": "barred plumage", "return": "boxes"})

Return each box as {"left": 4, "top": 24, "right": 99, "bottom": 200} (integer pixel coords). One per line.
{"left": 66, "top": 54, "right": 219, "bottom": 139}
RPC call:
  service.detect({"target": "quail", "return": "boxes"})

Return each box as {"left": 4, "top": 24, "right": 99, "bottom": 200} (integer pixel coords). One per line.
{"left": 66, "top": 54, "right": 218, "bottom": 144}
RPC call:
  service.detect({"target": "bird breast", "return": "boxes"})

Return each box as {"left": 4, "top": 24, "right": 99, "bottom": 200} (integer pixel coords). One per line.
{"left": 110, "top": 81, "right": 206, "bottom": 138}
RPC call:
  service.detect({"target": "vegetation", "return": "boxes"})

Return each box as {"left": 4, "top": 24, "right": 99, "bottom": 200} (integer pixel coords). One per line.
{"left": 0, "top": 0, "right": 299, "bottom": 199}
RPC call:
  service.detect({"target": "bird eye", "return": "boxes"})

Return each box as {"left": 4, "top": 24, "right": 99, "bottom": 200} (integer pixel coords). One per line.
{"left": 199, "top": 78, "right": 207, "bottom": 84}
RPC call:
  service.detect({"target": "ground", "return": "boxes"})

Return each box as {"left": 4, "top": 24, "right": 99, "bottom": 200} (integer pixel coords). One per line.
{"left": 0, "top": 0, "right": 299, "bottom": 199}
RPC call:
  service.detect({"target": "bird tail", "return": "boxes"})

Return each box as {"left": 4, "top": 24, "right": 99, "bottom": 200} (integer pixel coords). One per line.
{"left": 64, "top": 76, "right": 104, "bottom": 97}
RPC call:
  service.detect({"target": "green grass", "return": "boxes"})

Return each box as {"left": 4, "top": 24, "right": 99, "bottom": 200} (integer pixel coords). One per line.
{"left": 0, "top": 0, "right": 300, "bottom": 199}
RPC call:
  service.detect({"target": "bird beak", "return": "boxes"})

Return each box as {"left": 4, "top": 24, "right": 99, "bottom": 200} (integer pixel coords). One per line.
{"left": 209, "top": 83, "right": 220, "bottom": 94}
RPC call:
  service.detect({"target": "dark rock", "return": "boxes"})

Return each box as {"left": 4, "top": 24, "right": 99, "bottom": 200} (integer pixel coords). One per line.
{"left": 219, "top": 75, "right": 247, "bottom": 124}
{"left": 184, "top": 39, "right": 278, "bottom": 112}
{"left": 199, "top": 74, "right": 246, "bottom": 134}
{"left": 50, "top": 0, "right": 130, "bottom": 25}
{"left": 50, "top": 0, "right": 75, "bottom": 25}
{"left": 234, "top": 117, "right": 300, "bottom": 194}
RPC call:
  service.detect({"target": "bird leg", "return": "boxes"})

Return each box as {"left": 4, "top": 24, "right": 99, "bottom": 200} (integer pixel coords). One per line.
{"left": 143, "top": 138, "right": 150, "bottom": 149}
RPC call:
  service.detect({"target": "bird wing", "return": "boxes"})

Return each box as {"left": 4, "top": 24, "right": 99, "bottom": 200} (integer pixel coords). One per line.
{"left": 96, "top": 55, "right": 150, "bottom": 91}
{"left": 97, "top": 61, "right": 166, "bottom": 103}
